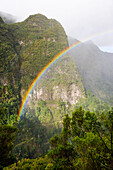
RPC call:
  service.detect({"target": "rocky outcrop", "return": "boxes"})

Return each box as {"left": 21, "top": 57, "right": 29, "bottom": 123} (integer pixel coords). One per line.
{"left": 28, "top": 54, "right": 85, "bottom": 108}
{"left": 32, "top": 83, "right": 83, "bottom": 105}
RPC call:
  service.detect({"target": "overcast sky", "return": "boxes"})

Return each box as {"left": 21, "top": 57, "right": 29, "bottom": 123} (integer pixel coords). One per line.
{"left": 1, "top": 0, "right": 113, "bottom": 52}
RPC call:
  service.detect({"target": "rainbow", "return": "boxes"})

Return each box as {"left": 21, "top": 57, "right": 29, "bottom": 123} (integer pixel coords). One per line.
{"left": 17, "top": 41, "right": 82, "bottom": 121}
{"left": 17, "top": 29, "right": 113, "bottom": 121}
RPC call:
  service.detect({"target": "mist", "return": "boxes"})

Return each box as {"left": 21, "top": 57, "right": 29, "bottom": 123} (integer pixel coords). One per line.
{"left": 0, "top": 11, "right": 17, "bottom": 24}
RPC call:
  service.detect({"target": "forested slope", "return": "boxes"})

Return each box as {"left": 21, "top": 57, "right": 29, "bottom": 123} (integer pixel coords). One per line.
{"left": 0, "top": 16, "right": 21, "bottom": 124}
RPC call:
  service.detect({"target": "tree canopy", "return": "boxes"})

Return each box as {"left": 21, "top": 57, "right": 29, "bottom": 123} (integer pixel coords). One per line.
{"left": 4, "top": 107, "right": 113, "bottom": 169}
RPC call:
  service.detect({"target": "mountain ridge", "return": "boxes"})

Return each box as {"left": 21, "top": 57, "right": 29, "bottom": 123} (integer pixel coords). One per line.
{"left": 68, "top": 36, "right": 113, "bottom": 104}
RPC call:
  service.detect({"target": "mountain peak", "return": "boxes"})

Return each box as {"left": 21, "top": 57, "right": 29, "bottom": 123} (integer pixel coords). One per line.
{"left": 68, "top": 36, "right": 80, "bottom": 45}
{"left": 25, "top": 13, "right": 48, "bottom": 23}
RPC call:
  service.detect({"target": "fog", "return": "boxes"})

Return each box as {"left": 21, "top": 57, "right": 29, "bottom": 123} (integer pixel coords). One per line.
{"left": 0, "top": 0, "right": 113, "bottom": 52}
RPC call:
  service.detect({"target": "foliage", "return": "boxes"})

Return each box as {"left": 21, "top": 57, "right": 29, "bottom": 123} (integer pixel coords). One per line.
{"left": 0, "top": 84, "right": 20, "bottom": 125}
{"left": 4, "top": 156, "right": 52, "bottom": 170}
{"left": 1, "top": 13, "right": 113, "bottom": 169}
{"left": 0, "top": 14, "right": 69, "bottom": 161}
{"left": 10, "top": 14, "right": 68, "bottom": 96}
{"left": 48, "top": 107, "right": 113, "bottom": 169}
{"left": 0, "top": 13, "right": 68, "bottom": 124}
{"left": 48, "top": 114, "right": 75, "bottom": 169}
{"left": 12, "top": 107, "right": 62, "bottom": 160}
{"left": 75, "top": 90, "right": 110, "bottom": 113}
{"left": 0, "top": 125, "right": 17, "bottom": 168}
{"left": 0, "top": 17, "right": 21, "bottom": 125}
{"left": 4, "top": 107, "right": 113, "bottom": 169}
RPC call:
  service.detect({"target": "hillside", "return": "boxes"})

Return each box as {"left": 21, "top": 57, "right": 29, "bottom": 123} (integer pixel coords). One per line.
{"left": 68, "top": 37, "right": 113, "bottom": 105}
{"left": 0, "top": 16, "right": 21, "bottom": 124}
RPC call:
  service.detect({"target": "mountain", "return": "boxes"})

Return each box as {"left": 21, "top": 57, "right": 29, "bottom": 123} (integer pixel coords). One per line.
{"left": 11, "top": 14, "right": 68, "bottom": 96}
{"left": 1, "top": 14, "right": 80, "bottom": 158}
{"left": 68, "top": 37, "right": 113, "bottom": 105}
{"left": 1, "top": 13, "right": 111, "bottom": 124}
{"left": 0, "top": 13, "right": 111, "bottom": 161}
{"left": 14, "top": 35, "right": 110, "bottom": 159}
{"left": 0, "top": 13, "right": 68, "bottom": 123}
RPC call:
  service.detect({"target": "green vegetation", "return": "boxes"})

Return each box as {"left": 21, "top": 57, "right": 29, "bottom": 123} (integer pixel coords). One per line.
{"left": 0, "top": 16, "right": 21, "bottom": 125}
{"left": 48, "top": 107, "right": 113, "bottom": 169}
{"left": 0, "top": 13, "right": 68, "bottom": 123}
{"left": 10, "top": 14, "right": 68, "bottom": 96}
{"left": 14, "top": 52, "right": 110, "bottom": 160}
{"left": 0, "top": 13, "right": 68, "bottom": 168}
{"left": 12, "top": 92, "right": 111, "bottom": 161}
{"left": 75, "top": 90, "right": 110, "bottom": 112}
{"left": 4, "top": 107, "right": 113, "bottom": 169}
{"left": 12, "top": 107, "right": 62, "bottom": 160}
{"left": 0, "top": 125, "right": 18, "bottom": 168}
{"left": 1, "top": 13, "right": 113, "bottom": 169}
{"left": 26, "top": 53, "right": 85, "bottom": 122}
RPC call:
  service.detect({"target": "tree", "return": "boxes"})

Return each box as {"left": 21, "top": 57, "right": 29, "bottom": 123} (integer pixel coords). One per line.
{"left": 48, "top": 114, "right": 75, "bottom": 169}
{"left": 48, "top": 107, "right": 113, "bottom": 169}
{"left": 0, "top": 125, "right": 17, "bottom": 168}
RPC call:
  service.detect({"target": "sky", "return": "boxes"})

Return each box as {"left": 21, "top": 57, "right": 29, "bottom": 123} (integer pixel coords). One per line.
{"left": 0, "top": 0, "right": 113, "bottom": 52}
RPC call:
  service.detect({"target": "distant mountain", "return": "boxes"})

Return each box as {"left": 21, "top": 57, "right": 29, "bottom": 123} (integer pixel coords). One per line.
{"left": 68, "top": 37, "right": 113, "bottom": 105}
{"left": 0, "top": 11, "right": 17, "bottom": 24}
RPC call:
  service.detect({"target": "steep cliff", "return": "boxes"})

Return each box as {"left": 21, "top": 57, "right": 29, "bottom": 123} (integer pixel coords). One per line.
{"left": 26, "top": 54, "right": 85, "bottom": 123}
{"left": 31, "top": 55, "right": 84, "bottom": 104}
{"left": 10, "top": 14, "right": 68, "bottom": 96}
{"left": 0, "top": 13, "right": 69, "bottom": 124}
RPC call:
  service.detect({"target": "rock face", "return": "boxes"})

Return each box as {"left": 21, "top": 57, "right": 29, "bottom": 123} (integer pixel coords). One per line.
{"left": 28, "top": 54, "right": 85, "bottom": 109}
{"left": 34, "top": 83, "right": 83, "bottom": 105}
